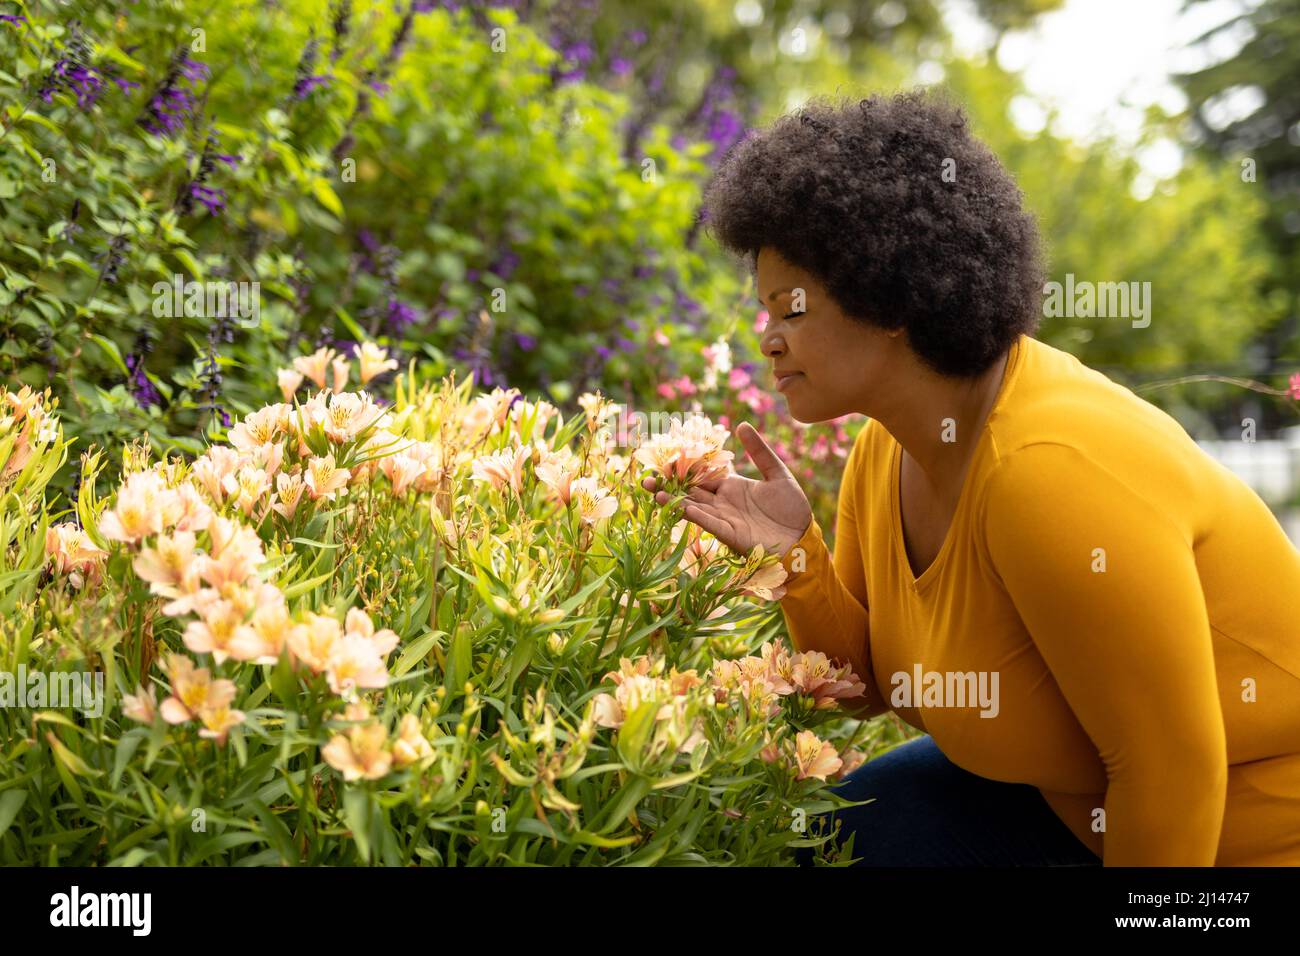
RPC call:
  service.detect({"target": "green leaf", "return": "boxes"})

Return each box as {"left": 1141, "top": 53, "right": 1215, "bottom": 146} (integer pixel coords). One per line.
{"left": 311, "top": 178, "right": 344, "bottom": 217}
{"left": 0, "top": 790, "right": 27, "bottom": 840}
{"left": 343, "top": 787, "right": 372, "bottom": 863}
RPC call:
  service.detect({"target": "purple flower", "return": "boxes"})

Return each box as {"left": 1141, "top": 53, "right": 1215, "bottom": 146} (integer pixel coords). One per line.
{"left": 176, "top": 128, "right": 236, "bottom": 217}
{"left": 385, "top": 296, "right": 419, "bottom": 333}
{"left": 595, "top": 345, "right": 612, "bottom": 360}
{"left": 626, "top": 29, "right": 647, "bottom": 46}
{"left": 563, "top": 41, "right": 595, "bottom": 64}
{"left": 190, "top": 184, "right": 226, "bottom": 214}
{"left": 573, "top": 284, "right": 590, "bottom": 298}
{"left": 707, "top": 109, "right": 744, "bottom": 151}
{"left": 292, "top": 34, "right": 331, "bottom": 100}
{"left": 465, "top": 268, "right": 481, "bottom": 283}
{"left": 0, "top": 13, "right": 28, "bottom": 24}
{"left": 126, "top": 353, "right": 162, "bottom": 409}
{"left": 139, "top": 50, "right": 206, "bottom": 138}
{"left": 490, "top": 248, "right": 520, "bottom": 280}
{"left": 513, "top": 333, "right": 536, "bottom": 351}
{"left": 610, "top": 57, "right": 632, "bottom": 77}
{"left": 37, "top": 27, "right": 107, "bottom": 111}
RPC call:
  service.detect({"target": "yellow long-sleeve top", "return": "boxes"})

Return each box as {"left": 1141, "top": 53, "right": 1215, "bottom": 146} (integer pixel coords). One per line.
{"left": 778, "top": 332, "right": 1300, "bottom": 866}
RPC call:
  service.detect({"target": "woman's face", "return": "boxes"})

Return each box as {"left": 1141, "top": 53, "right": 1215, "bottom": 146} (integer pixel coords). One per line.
{"left": 755, "top": 246, "right": 905, "bottom": 423}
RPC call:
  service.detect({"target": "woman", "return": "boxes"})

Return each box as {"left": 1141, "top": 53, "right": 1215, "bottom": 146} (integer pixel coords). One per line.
{"left": 642, "top": 90, "right": 1300, "bottom": 866}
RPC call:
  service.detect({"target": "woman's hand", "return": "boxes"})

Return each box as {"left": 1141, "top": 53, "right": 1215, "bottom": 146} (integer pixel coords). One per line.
{"left": 641, "top": 422, "right": 813, "bottom": 559}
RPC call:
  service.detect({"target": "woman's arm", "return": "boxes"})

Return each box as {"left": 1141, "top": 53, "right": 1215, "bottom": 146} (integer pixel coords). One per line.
{"left": 777, "top": 430, "right": 890, "bottom": 719}
{"left": 982, "top": 442, "right": 1228, "bottom": 866}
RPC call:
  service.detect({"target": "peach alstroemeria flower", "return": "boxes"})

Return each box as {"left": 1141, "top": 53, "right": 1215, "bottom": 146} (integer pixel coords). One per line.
{"left": 577, "top": 391, "right": 616, "bottom": 433}
{"left": 331, "top": 355, "right": 350, "bottom": 394}
{"left": 535, "top": 448, "right": 580, "bottom": 505}
{"left": 229, "top": 404, "right": 291, "bottom": 450}
{"left": 44, "top": 523, "right": 108, "bottom": 586}
{"left": 758, "top": 641, "right": 797, "bottom": 696}
{"left": 133, "top": 529, "right": 200, "bottom": 596}
{"left": 569, "top": 475, "right": 618, "bottom": 524}
{"left": 99, "top": 470, "right": 176, "bottom": 543}
{"left": 794, "top": 730, "right": 843, "bottom": 781}
{"left": 122, "top": 683, "right": 158, "bottom": 724}
{"left": 183, "top": 598, "right": 247, "bottom": 664}
{"left": 272, "top": 471, "right": 306, "bottom": 519}
{"left": 671, "top": 519, "right": 721, "bottom": 577}
{"left": 323, "top": 721, "right": 392, "bottom": 782}
{"left": 320, "top": 392, "right": 387, "bottom": 444}
{"left": 222, "top": 465, "right": 271, "bottom": 518}
{"left": 202, "top": 517, "right": 265, "bottom": 591}
{"left": 287, "top": 610, "right": 342, "bottom": 673}
{"left": 358, "top": 342, "right": 398, "bottom": 385}
{"left": 190, "top": 446, "right": 243, "bottom": 506}
{"left": 381, "top": 453, "right": 424, "bottom": 496}
{"left": 344, "top": 607, "right": 400, "bottom": 657}
{"left": 788, "top": 651, "right": 867, "bottom": 709}
{"left": 226, "top": 585, "right": 293, "bottom": 664}
{"left": 159, "top": 654, "right": 237, "bottom": 725}
{"left": 197, "top": 702, "right": 245, "bottom": 745}
{"left": 277, "top": 367, "right": 305, "bottom": 402}
{"left": 304, "top": 454, "right": 350, "bottom": 500}
{"left": 172, "top": 481, "right": 214, "bottom": 532}
{"left": 392, "top": 714, "right": 434, "bottom": 768}
{"left": 633, "top": 414, "right": 734, "bottom": 487}
{"left": 470, "top": 444, "right": 530, "bottom": 497}
{"left": 734, "top": 558, "right": 788, "bottom": 602}
{"left": 325, "top": 634, "right": 390, "bottom": 697}
{"left": 293, "top": 347, "right": 338, "bottom": 389}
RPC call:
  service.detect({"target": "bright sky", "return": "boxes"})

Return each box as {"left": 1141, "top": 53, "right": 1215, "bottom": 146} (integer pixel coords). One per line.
{"left": 940, "top": 0, "right": 1265, "bottom": 194}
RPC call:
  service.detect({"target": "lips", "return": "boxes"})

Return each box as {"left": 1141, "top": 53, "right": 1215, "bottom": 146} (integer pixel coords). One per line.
{"left": 774, "top": 371, "right": 803, "bottom": 392}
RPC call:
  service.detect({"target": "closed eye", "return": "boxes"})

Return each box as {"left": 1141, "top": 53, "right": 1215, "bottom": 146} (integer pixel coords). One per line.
{"left": 783, "top": 311, "right": 803, "bottom": 320}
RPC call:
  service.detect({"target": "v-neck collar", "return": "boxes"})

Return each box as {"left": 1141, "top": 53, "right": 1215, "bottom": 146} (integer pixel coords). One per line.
{"left": 889, "top": 334, "right": 1026, "bottom": 593}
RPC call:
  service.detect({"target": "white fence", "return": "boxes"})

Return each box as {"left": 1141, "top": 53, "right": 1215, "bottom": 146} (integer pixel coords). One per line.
{"left": 1195, "top": 426, "right": 1300, "bottom": 546}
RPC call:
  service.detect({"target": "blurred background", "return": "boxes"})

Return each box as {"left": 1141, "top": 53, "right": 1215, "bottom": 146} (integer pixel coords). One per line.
{"left": 1, "top": 0, "right": 1297, "bottom": 538}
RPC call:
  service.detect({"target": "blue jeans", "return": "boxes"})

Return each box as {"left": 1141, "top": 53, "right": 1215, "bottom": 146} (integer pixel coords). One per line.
{"left": 795, "top": 734, "right": 1104, "bottom": 866}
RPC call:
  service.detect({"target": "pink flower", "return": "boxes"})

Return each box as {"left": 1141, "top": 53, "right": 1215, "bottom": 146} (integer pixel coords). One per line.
{"left": 1289, "top": 372, "right": 1300, "bottom": 401}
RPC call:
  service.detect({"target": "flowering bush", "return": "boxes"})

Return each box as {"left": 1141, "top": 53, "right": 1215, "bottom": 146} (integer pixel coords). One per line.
{"left": 0, "top": 0, "right": 738, "bottom": 499}
{"left": 1, "top": 358, "right": 894, "bottom": 866}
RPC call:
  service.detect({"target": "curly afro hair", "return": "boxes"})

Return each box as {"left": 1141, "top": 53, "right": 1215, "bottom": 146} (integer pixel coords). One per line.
{"left": 701, "top": 89, "right": 1045, "bottom": 377}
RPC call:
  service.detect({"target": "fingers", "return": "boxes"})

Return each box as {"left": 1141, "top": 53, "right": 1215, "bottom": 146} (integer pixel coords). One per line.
{"left": 737, "top": 421, "right": 793, "bottom": 483}
{"left": 681, "top": 502, "right": 731, "bottom": 542}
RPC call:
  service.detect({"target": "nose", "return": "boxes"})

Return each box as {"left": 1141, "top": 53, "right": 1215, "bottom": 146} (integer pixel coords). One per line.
{"left": 760, "top": 325, "right": 785, "bottom": 360}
